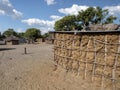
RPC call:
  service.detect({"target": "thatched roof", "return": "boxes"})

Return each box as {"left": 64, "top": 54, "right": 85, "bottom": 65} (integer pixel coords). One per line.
{"left": 89, "top": 24, "right": 120, "bottom": 31}
{"left": 5, "top": 35, "right": 19, "bottom": 41}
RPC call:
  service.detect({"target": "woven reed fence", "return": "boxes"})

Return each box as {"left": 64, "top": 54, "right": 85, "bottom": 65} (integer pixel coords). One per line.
{"left": 51, "top": 31, "right": 120, "bottom": 90}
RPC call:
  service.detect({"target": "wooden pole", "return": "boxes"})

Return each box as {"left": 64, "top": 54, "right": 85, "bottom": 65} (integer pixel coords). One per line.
{"left": 71, "top": 32, "right": 76, "bottom": 73}
{"left": 84, "top": 37, "right": 91, "bottom": 79}
{"left": 101, "top": 35, "right": 107, "bottom": 90}
{"left": 92, "top": 36, "right": 97, "bottom": 82}
{"left": 78, "top": 35, "right": 82, "bottom": 76}
{"left": 24, "top": 47, "right": 27, "bottom": 54}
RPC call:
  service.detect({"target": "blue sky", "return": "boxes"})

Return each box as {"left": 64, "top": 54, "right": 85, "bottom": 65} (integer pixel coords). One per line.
{"left": 0, "top": 0, "right": 120, "bottom": 34}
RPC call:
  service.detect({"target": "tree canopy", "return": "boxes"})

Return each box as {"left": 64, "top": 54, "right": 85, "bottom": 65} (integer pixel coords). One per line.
{"left": 3, "top": 28, "right": 18, "bottom": 37}
{"left": 24, "top": 28, "right": 41, "bottom": 40}
{"left": 104, "top": 15, "right": 117, "bottom": 24}
{"left": 17, "top": 32, "right": 25, "bottom": 38}
{"left": 54, "top": 15, "right": 81, "bottom": 31}
{"left": 54, "top": 7, "right": 117, "bottom": 31}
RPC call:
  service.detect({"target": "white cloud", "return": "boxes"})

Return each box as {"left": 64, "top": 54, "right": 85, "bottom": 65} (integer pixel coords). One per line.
{"left": 58, "top": 4, "right": 89, "bottom": 15}
{"left": 44, "top": 0, "right": 56, "bottom": 5}
{"left": 50, "top": 15, "right": 63, "bottom": 20}
{"left": 21, "top": 18, "right": 55, "bottom": 27}
{"left": 21, "top": 14, "right": 63, "bottom": 34}
{"left": 103, "top": 5, "right": 120, "bottom": 16}
{"left": 0, "top": 10, "right": 5, "bottom": 15}
{"left": 40, "top": 27, "right": 54, "bottom": 34}
{"left": 13, "top": 9, "right": 23, "bottom": 18}
{"left": 21, "top": 18, "right": 55, "bottom": 33}
{"left": 0, "top": 0, "right": 23, "bottom": 18}
{"left": 2, "top": 0, "right": 12, "bottom": 7}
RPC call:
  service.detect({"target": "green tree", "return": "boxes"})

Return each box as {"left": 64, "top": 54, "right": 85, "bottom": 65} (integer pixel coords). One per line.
{"left": 18, "top": 32, "right": 25, "bottom": 38}
{"left": 77, "top": 7, "right": 116, "bottom": 27}
{"left": 104, "top": 15, "right": 117, "bottom": 24}
{"left": 54, "top": 15, "right": 81, "bottom": 31}
{"left": 54, "top": 7, "right": 117, "bottom": 31}
{"left": 25, "top": 28, "right": 41, "bottom": 41}
{"left": 77, "top": 7, "right": 96, "bottom": 26}
{"left": 3, "top": 28, "right": 18, "bottom": 37}
{"left": 91, "top": 7, "right": 109, "bottom": 24}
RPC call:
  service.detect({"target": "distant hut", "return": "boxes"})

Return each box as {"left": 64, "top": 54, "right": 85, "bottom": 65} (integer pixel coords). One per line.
{"left": 0, "top": 40, "right": 6, "bottom": 45}
{"left": 5, "top": 35, "right": 19, "bottom": 45}
{"left": 36, "top": 38, "right": 45, "bottom": 44}
{"left": 19, "top": 37, "right": 27, "bottom": 44}
{"left": 45, "top": 32, "right": 54, "bottom": 44}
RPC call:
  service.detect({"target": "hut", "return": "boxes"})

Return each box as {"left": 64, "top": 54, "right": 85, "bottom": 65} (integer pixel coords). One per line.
{"left": 36, "top": 38, "right": 45, "bottom": 43}
{"left": 5, "top": 35, "right": 19, "bottom": 45}
{"left": 0, "top": 40, "right": 6, "bottom": 45}
{"left": 19, "top": 37, "right": 27, "bottom": 44}
{"left": 45, "top": 32, "right": 54, "bottom": 44}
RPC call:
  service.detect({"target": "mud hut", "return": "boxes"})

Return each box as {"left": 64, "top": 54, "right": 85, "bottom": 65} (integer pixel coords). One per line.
{"left": 6, "top": 35, "right": 19, "bottom": 45}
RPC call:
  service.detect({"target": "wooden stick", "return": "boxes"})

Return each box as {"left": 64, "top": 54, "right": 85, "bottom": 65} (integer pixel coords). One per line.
{"left": 95, "top": 39, "right": 120, "bottom": 45}
{"left": 78, "top": 35, "right": 82, "bottom": 76}
{"left": 84, "top": 37, "right": 91, "bottom": 79}
{"left": 92, "top": 36, "right": 97, "bottom": 82}
{"left": 101, "top": 35, "right": 107, "bottom": 90}
{"left": 54, "top": 45, "right": 120, "bottom": 54}
{"left": 54, "top": 34, "right": 56, "bottom": 62}
{"left": 71, "top": 33, "right": 76, "bottom": 73}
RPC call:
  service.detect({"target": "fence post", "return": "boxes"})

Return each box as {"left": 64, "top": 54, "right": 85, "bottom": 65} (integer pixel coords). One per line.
{"left": 24, "top": 47, "right": 27, "bottom": 54}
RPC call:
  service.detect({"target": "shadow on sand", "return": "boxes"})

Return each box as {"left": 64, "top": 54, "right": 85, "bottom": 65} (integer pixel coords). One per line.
{"left": 0, "top": 48, "right": 16, "bottom": 51}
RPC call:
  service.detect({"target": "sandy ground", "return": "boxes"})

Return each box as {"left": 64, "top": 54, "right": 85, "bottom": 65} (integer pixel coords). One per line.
{"left": 0, "top": 43, "right": 98, "bottom": 90}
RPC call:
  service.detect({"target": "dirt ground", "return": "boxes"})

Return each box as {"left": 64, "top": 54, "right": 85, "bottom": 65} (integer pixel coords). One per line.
{"left": 0, "top": 43, "right": 99, "bottom": 90}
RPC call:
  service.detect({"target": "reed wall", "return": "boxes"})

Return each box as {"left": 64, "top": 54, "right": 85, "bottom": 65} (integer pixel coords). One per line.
{"left": 53, "top": 31, "right": 120, "bottom": 90}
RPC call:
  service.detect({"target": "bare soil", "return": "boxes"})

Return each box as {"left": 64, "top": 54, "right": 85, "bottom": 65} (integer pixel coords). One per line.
{"left": 0, "top": 43, "right": 98, "bottom": 90}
